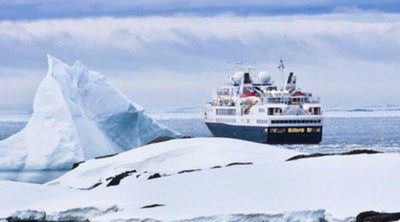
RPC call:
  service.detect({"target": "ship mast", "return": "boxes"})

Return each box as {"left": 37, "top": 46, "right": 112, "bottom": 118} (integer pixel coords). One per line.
{"left": 278, "top": 59, "right": 285, "bottom": 90}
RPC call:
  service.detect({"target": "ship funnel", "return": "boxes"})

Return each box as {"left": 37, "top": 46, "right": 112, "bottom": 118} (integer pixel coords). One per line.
{"left": 243, "top": 72, "right": 252, "bottom": 84}
{"left": 286, "top": 72, "right": 296, "bottom": 92}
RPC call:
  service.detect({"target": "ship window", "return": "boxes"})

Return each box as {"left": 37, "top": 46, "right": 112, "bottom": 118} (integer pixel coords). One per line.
{"left": 217, "top": 88, "right": 230, "bottom": 96}
{"left": 216, "top": 109, "right": 236, "bottom": 116}
{"left": 307, "top": 128, "right": 321, "bottom": 133}
{"left": 257, "top": 119, "right": 269, "bottom": 124}
{"left": 271, "top": 120, "right": 322, "bottom": 124}
{"left": 270, "top": 128, "right": 286, "bottom": 133}
{"left": 268, "top": 108, "right": 274, "bottom": 115}
{"left": 216, "top": 118, "right": 236, "bottom": 123}
{"left": 309, "top": 107, "right": 321, "bottom": 115}
{"left": 288, "top": 128, "right": 305, "bottom": 133}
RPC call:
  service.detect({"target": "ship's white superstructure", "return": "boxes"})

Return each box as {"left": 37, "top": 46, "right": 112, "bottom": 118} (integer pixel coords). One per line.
{"left": 204, "top": 61, "right": 323, "bottom": 144}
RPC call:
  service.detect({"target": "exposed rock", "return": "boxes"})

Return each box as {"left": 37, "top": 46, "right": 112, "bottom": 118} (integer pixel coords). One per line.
{"left": 141, "top": 204, "right": 166, "bottom": 209}
{"left": 146, "top": 136, "right": 192, "bottom": 146}
{"left": 95, "top": 153, "right": 118, "bottom": 159}
{"left": 356, "top": 211, "right": 400, "bottom": 222}
{"left": 80, "top": 182, "right": 102, "bottom": 190}
{"left": 107, "top": 170, "right": 137, "bottom": 187}
{"left": 175, "top": 210, "right": 327, "bottom": 222}
{"left": 226, "top": 162, "right": 253, "bottom": 167}
{"left": 286, "top": 149, "right": 382, "bottom": 161}
{"left": 210, "top": 165, "right": 222, "bottom": 169}
{"left": 177, "top": 169, "right": 201, "bottom": 174}
{"left": 71, "top": 161, "right": 85, "bottom": 170}
{"left": 6, "top": 206, "right": 118, "bottom": 222}
{"left": 343, "top": 150, "right": 381, "bottom": 155}
{"left": 286, "top": 153, "right": 328, "bottom": 161}
{"left": 148, "top": 173, "right": 162, "bottom": 180}
{"left": 6, "top": 210, "right": 46, "bottom": 222}
{"left": 146, "top": 136, "right": 174, "bottom": 145}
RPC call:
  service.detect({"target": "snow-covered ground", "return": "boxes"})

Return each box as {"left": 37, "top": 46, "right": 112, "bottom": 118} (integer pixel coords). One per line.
{"left": 48, "top": 137, "right": 297, "bottom": 189}
{"left": 0, "top": 56, "right": 179, "bottom": 179}
{"left": 1, "top": 138, "right": 399, "bottom": 221}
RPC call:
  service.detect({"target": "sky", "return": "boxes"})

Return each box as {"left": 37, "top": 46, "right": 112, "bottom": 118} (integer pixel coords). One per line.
{"left": 0, "top": 1, "right": 399, "bottom": 111}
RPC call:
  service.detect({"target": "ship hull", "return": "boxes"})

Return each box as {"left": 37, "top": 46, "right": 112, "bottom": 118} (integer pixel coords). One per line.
{"left": 205, "top": 122, "right": 322, "bottom": 144}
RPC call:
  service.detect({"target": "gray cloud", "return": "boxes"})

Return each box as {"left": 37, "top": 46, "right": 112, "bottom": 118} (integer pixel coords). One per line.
{"left": 0, "top": 13, "right": 399, "bottom": 109}
{"left": 0, "top": 0, "right": 399, "bottom": 20}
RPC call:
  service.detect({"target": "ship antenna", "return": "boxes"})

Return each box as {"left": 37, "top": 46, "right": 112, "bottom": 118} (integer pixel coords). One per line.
{"left": 278, "top": 59, "right": 285, "bottom": 90}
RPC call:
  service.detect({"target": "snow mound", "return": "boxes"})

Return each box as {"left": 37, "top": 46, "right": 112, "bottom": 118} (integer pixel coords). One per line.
{"left": 8, "top": 206, "right": 119, "bottom": 222}
{"left": 0, "top": 55, "right": 180, "bottom": 171}
{"left": 1, "top": 138, "right": 400, "bottom": 221}
{"left": 6, "top": 209, "right": 327, "bottom": 222}
{"left": 48, "top": 137, "right": 299, "bottom": 189}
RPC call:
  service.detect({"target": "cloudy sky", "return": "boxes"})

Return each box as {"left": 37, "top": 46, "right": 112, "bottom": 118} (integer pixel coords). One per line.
{"left": 0, "top": 1, "right": 399, "bottom": 110}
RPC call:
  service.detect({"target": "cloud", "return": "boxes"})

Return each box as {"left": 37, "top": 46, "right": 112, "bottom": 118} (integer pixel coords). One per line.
{"left": 0, "top": 13, "right": 399, "bottom": 108}
{"left": 0, "top": 0, "right": 399, "bottom": 20}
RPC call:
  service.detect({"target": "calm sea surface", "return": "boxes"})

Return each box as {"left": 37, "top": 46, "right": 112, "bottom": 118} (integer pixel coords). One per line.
{"left": 1, "top": 111, "right": 400, "bottom": 154}
{"left": 0, "top": 108, "right": 400, "bottom": 183}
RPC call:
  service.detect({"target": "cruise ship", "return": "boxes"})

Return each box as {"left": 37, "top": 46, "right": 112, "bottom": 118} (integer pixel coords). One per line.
{"left": 203, "top": 60, "right": 323, "bottom": 144}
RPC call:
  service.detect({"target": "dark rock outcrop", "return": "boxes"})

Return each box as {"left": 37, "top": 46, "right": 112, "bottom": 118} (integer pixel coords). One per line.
{"left": 141, "top": 204, "right": 165, "bottom": 209}
{"left": 71, "top": 161, "right": 85, "bottom": 169}
{"left": 5, "top": 206, "right": 118, "bottom": 222}
{"left": 226, "top": 162, "right": 253, "bottom": 167}
{"left": 177, "top": 169, "right": 201, "bottom": 174}
{"left": 80, "top": 182, "right": 102, "bottom": 190}
{"left": 344, "top": 150, "right": 381, "bottom": 155}
{"left": 94, "top": 153, "right": 118, "bottom": 159}
{"left": 148, "top": 173, "right": 162, "bottom": 180}
{"left": 356, "top": 211, "right": 400, "bottom": 222}
{"left": 106, "top": 170, "right": 137, "bottom": 187}
{"left": 146, "top": 136, "right": 174, "bottom": 145}
{"left": 286, "top": 149, "right": 382, "bottom": 161}
{"left": 286, "top": 153, "right": 328, "bottom": 161}
{"left": 71, "top": 153, "right": 119, "bottom": 170}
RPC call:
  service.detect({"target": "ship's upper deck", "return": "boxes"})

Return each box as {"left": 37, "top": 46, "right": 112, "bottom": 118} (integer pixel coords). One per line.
{"left": 207, "top": 61, "right": 322, "bottom": 117}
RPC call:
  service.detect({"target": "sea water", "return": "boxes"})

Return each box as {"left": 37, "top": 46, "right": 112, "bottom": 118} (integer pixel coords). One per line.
{"left": 154, "top": 106, "right": 400, "bottom": 153}
{"left": 0, "top": 106, "right": 399, "bottom": 183}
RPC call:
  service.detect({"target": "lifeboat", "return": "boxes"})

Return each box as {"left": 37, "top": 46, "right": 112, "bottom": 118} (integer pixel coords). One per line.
{"left": 292, "top": 91, "right": 306, "bottom": 97}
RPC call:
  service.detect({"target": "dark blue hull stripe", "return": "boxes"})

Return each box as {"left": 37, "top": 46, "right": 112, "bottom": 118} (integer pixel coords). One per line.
{"left": 205, "top": 122, "right": 322, "bottom": 144}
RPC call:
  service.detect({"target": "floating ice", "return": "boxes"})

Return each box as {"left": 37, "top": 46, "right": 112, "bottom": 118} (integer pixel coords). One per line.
{"left": 0, "top": 55, "right": 180, "bottom": 172}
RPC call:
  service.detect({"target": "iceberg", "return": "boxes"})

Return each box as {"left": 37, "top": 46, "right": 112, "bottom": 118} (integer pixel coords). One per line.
{"left": 0, "top": 55, "right": 180, "bottom": 172}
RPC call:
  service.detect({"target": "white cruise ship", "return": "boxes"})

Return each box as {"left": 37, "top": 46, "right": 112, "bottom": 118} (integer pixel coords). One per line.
{"left": 203, "top": 60, "right": 323, "bottom": 144}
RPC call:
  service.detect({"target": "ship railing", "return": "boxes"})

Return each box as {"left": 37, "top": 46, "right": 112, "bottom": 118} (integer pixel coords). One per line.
{"left": 262, "top": 97, "right": 291, "bottom": 105}
{"left": 308, "top": 97, "right": 320, "bottom": 104}
{"left": 261, "top": 97, "right": 320, "bottom": 105}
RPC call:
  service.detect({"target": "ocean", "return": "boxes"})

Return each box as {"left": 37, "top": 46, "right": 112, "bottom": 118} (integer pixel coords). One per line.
{"left": 154, "top": 106, "right": 400, "bottom": 153}
{"left": 1, "top": 106, "right": 400, "bottom": 154}
{"left": 0, "top": 106, "right": 399, "bottom": 183}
